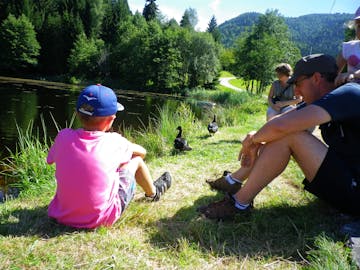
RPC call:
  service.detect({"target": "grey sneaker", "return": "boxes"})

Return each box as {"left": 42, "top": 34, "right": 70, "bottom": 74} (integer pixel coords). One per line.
{"left": 206, "top": 171, "right": 242, "bottom": 195}
{"left": 197, "top": 194, "right": 252, "bottom": 221}
{"left": 146, "top": 172, "right": 172, "bottom": 201}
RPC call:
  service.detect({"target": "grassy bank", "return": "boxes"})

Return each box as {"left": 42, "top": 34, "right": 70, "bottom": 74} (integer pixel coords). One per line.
{"left": 0, "top": 85, "right": 356, "bottom": 269}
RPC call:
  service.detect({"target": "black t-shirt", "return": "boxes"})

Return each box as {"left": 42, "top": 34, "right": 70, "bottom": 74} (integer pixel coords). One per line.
{"left": 313, "top": 82, "right": 360, "bottom": 169}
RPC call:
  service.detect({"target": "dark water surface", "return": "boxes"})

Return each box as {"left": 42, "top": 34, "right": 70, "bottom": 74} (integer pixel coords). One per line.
{"left": 0, "top": 77, "right": 185, "bottom": 156}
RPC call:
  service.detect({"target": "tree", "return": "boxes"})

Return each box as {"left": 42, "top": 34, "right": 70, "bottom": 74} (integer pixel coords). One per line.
{"left": 110, "top": 14, "right": 151, "bottom": 88}
{"left": 142, "top": 0, "right": 158, "bottom": 21}
{"left": 187, "top": 32, "right": 221, "bottom": 88}
{"left": 0, "top": 14, "right": 40, "bottom": 72}
{"left": 233, "top": 10, "right": 300, "bottom": 93}
{"left": 81, "top": 0, "right": 105, "bottom": 38}
{"left": 42, "top": 11, "right": 84, "bottom": 74}
{"left": 219, "top": 48, "right": 236, "bottom": 71}
{"left": 180, "top": 8, "right": 198, "bottom": 30}
{"left": 207, "top": 15, "right": 221, "bottom": 43}
{"left": 101, "top": 0, "right": 131, "bottom": 43}
{"left": 148, "top": 24, "right": 183, "bottom": 91}
{"left": 68, "top": 33, "right": 105, "bottom": 78}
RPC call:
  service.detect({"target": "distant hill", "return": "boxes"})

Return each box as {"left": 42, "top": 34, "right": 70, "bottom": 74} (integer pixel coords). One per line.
{"left": 218, "top": 12, "right": 353, "bottom": 57}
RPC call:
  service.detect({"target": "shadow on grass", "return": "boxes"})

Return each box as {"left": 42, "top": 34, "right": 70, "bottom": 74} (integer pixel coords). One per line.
{"left": 0, "top": 205, "right": 88, "bottom": 237}
{"left": 206, "top": 139, "right": 242, "bottom": 145}
{"left": 147, "top": 194, "right": 354, "bottom": 260}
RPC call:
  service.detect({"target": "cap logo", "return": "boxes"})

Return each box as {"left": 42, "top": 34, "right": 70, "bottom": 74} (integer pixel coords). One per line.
{"left": 83, "top": 94, "right": 97, "bottom": 101}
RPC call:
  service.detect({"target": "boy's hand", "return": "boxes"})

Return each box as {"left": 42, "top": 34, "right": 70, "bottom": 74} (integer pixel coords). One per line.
{"left": 131, "top": 143, "right": 147, "bottom": 159}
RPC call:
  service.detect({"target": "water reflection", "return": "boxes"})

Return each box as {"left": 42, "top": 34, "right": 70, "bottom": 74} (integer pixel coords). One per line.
{"left": 0, "top": 77, "right": 185, "bottom": 156}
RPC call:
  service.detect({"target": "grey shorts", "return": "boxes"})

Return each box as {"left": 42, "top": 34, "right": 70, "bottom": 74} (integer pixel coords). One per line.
{"left": 118, "top": 169, "right": 136, "bottom": 210}
{"left": 303, "top": 148, "right": 360, "bottom": 216}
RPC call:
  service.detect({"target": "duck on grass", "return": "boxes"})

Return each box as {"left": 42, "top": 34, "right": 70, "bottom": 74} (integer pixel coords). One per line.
{"left": 174, "top": 126, "right": 192, "bottom": 151}
{"left": 207, "top": 114, "right": 218, "bottom": 136}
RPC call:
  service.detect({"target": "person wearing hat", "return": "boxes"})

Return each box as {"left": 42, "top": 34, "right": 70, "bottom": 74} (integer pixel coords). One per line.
{"left": 199, "top": 54, "right": 360, "bottom": 220}
{"left": 335, "top": 6, "right": 360, "bottom": 86}
{"left": 47, "top": 84, "right": 172, "bottom": 229}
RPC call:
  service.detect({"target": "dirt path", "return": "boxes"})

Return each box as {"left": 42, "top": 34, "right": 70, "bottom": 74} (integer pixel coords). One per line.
{"left": 219, "top": 77, "right": 243, "bottom": 91}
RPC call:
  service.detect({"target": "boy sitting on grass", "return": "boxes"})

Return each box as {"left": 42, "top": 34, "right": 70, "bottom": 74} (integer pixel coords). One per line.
{"left": 47, "top": 84, "right": 171, "bottom": 229}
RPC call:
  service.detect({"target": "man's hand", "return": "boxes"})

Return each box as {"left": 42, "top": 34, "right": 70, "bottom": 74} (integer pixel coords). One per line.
{"left": 238, "top": 131, "right": 262, "bottom": 167}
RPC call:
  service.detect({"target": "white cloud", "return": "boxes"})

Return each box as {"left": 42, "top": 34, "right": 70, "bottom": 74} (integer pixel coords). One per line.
{"left": 209, "top": 0, "right": 221, "bottom": 13}
{"left": 128, "top": 3, "right": 144, "bottom": 16}
{"left": 159, "top": 5, "right": 183, "bottom": 22}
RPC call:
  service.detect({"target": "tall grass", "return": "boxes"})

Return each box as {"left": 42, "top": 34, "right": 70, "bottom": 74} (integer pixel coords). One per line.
{"left": 188, "top": 88, "right": 267, "bottom": 127}
{"left": 189, "top": 87, "right": 251, "bottom": 106}
{"left": 122, "top": 102, "right": 200, "bottom": 160}
{"left": 121, "top": 89, "right": 268, "bottom": 161}
{"left": 0, "top": 121, "right": 55, "bottom": 197}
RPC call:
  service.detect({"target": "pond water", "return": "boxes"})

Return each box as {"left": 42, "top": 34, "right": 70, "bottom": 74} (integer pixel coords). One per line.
{"left": 0, "top": 77, "right": 186, "bottom": 157}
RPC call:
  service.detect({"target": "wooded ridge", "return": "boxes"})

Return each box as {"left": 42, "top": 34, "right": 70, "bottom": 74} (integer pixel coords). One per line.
{"left": 219, "top": 12, "right": 353, "bottom": 57}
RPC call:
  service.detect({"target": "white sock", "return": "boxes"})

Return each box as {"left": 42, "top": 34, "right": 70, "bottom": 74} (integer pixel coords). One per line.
{"left": 225, "top": 174, "right": 242, "bottom": 184}
{"left": 232, "top": 195, "right": 250, "bottom": 210}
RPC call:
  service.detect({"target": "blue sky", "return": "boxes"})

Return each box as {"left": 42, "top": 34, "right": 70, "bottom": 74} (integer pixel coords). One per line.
{"left": 128, "top": 0, "right": 358, "bottom": 31}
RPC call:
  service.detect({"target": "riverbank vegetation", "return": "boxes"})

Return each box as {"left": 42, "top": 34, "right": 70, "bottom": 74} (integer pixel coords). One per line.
{"left": 0, "top": 83, "right": 356, "bottom": 269}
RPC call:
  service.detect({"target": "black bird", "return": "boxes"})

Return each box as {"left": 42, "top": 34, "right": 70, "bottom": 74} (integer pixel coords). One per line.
{"left": 207, "top": 114, "right": 218, "bottom": 135}
{"left": 174, "top": 126, "right": 192, "bottom": 151}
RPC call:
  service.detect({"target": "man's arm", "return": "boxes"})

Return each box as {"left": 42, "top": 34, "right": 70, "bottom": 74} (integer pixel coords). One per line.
{"left": 252, "top": 104, "right": 331, "bottom": 144}
{"left": 239, "top": 104, "right": 330, "bottom": 168}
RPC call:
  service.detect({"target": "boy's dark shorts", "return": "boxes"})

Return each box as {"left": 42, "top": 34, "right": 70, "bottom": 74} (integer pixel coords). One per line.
{"left": 303, "top": 148, "right": 360, "bottom": 216}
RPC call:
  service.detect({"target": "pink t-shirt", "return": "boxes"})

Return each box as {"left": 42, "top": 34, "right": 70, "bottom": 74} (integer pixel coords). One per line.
{"left": 342, "top": 40, "right": 360, "bottom": 74}
{"left": 47, "top": 128, "right": 133, "bottom": 228}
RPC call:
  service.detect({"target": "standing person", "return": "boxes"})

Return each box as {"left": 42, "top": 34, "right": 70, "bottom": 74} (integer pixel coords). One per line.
{"left": 200, "top": 54, "right": 360, "bottom": 220}
{"left": 266, "top": 63, "right": 302, "bottom": 121}
{"left": 47, "top": 84, "right": 172, "bottom": 229}
{"left": 335, "top": 6, "right": 360, "bottom": 86}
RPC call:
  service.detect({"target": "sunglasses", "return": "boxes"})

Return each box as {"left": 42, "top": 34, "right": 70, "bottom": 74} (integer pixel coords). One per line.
{"left": 294, "top": 74, "right": 313, "bottom": 86}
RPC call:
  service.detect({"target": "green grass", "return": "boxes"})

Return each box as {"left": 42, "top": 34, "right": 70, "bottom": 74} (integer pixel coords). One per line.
{"left": 0, "top": 86, "right": 357, "bottom": 269}
{"left": 219, "top": 71, "right": 235, "bottom": 77}
{"left": 228, "top": 77, "right": 248, "bottom": 90}
{"left": 0, "top": 122, "right": 55, "bottom": 197}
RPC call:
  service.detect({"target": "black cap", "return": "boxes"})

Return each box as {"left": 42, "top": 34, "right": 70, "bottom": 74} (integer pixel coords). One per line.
{"left": 287, "top": 54, "right": 338, "bottom": 84}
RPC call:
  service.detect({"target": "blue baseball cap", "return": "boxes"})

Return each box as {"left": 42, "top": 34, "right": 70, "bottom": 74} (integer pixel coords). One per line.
{"left": 76, "top": 84, "right": 124, "bottom": 116}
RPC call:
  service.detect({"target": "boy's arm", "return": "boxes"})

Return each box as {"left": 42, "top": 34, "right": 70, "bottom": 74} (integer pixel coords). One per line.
{"left": 131, "top": 143, "right": 147, "bottom": 159}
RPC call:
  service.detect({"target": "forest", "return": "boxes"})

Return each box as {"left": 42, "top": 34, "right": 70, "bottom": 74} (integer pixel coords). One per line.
{"left": 0, "top": 0, "right": 222, "bottom": 93}
{"left": 219, "top": 12, "right": 353, "bottom": 57}
{"left": 0, "top": 0, "right": 353, "bottom": 94}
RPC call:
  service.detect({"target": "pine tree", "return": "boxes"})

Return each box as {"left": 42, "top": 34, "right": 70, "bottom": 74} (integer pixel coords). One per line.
{"left": 142, "top": 0, "right": 158, "bottom": 21}
{"left": 207, "top": 15, "right": 221, "bottom": 42}
{"left": 180, "top": 8, "right": 198, "bottom": 29}
{"left": 102, "top": 0, "right": 131, "bottom": 43}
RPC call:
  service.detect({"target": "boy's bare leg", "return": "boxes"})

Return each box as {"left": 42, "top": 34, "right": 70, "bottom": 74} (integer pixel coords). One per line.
{"left": 122, "top": 156, "right": 156, "bottom": 196}
{"left": 234, "top": 131, "right": 328, "bottom": 204}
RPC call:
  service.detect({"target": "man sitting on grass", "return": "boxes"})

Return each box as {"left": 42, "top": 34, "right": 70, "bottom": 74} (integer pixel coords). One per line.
{"left": 199, "top": 54, "right": 360, "bottom": 220}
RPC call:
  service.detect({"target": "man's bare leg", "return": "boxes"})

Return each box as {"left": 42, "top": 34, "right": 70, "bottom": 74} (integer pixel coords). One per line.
{"left": 234, "top": 131, "right": 328, "bottom": 204}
